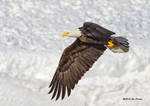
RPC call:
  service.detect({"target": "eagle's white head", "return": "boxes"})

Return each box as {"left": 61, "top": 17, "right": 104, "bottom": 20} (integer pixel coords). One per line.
{"left": 62, "top": 29, "right": 81, "bottom": 38}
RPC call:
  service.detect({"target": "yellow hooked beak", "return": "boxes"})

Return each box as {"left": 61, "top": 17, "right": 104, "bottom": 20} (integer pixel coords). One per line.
{"left": 107, "top": 41, "right": 115, "bottom": 47}
{"left": 62, "top": 33, "right": 69, "bottom": 37}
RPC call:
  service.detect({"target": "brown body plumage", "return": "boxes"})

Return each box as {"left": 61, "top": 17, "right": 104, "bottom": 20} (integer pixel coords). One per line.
{"left": 48, "top": 22, "right": 129, "bottom": 100}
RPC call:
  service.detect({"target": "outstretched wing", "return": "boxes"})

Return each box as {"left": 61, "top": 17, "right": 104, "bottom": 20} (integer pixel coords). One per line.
{"left": 82, "top": 22, "right": 115, "bottom": 40}
{"left": 48, "top": 39, "right": 106, "bottom": 100}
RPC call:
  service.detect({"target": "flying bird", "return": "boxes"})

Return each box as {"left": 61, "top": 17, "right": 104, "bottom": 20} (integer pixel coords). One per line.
{"left": 48, "top": 22, "right": 129, "bottom": 100}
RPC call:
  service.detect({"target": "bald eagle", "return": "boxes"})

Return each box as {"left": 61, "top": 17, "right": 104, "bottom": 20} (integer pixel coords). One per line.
{"left": 48, "top": 22, "right": 129, "bottom": 100}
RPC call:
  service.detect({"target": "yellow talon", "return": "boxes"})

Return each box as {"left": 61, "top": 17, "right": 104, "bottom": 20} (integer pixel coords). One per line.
{"left": 107, "top": 41, "right": 115, "bottom": 47}
{"left": 62, "top": 33, "right": 68, "bottom": 37}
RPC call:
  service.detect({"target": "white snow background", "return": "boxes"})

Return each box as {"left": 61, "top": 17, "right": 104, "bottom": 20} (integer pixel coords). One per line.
{"left": 0, "top": 0, "right": 150, "bottom": 106}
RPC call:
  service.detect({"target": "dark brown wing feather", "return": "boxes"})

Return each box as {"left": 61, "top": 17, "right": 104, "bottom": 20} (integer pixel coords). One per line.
{"left": 82, "top": 22, "right": 115, "bottom": 41}
{"left": 48, "top": 38, "right": 106, "bottom": 100}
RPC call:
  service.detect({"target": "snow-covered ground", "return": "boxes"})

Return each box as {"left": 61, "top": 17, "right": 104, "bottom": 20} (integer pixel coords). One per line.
{"left": 0, "top": 0, "right": 150, "bottom": 106}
